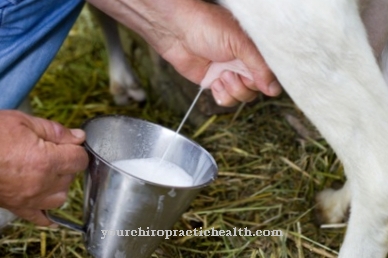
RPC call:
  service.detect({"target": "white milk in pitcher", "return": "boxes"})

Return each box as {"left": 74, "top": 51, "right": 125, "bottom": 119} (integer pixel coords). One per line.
{"left": 111, "top": 158, "right": 193, "bottom": 187}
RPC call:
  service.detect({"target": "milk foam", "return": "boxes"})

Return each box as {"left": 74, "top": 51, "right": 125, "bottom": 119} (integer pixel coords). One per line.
{"left": 111, "top": 158, "right": 193, "bottom": 187}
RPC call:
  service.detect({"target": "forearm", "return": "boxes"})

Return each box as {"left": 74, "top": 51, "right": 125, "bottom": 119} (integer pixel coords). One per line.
{"left": 86, "top": 0, "right": 283, "bottom": 102}
{"left": 86, "top": 0, "right": 199, "bottom": 54}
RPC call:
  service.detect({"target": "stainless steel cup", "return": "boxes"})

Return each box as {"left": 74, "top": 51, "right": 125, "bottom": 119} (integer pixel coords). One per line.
{"left": 46, "top": 115, "right": 217, "bottom": 258}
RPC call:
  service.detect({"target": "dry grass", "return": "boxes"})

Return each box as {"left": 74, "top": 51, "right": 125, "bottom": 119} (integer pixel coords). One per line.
{"left": 0, "top": 8, "right": 347, "bottom": 258}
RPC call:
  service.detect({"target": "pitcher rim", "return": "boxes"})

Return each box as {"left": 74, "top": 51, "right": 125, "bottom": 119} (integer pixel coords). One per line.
{"left": 81, "top": 114, "right": 218, "bottom": 189}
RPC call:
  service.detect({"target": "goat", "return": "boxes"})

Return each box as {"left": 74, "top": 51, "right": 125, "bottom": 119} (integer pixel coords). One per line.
{"left": 90, "top": 0, "right": 388, "bottom": 256}
{"left": 89, "top": 5, "right": 146, "bottom": 105}
{"left": 218, "top": 0, "right": 388, "bottom": 257}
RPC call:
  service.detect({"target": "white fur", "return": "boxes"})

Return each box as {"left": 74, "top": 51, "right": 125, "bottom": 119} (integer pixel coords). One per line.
{"left": 316, "top": 182, "right": 351, "bottom": 224}
{"left": 218, "top": 0, "right": 388, "bottom": 257}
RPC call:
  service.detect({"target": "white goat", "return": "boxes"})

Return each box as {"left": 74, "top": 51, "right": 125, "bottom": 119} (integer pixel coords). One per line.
{"left": 218, "top": 0, "right": 388, "bottom": 257}
{"left": 92, "top": 0, "right": 388, "bottom": 256}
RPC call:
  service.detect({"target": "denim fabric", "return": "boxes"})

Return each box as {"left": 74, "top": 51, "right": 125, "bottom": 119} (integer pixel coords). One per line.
{"left": 0, "top": 0, "right": 84, "bottom": 109}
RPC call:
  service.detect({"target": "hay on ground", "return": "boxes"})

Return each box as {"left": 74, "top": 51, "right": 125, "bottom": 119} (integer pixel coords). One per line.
{"left": 0, "top": 8, "right": 345, "bottom": 258}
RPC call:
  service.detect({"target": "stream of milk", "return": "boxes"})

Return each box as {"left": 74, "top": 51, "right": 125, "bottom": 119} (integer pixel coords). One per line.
{"left": 160, "top": 87, "right": 204, "bottom": 161}
{"left": 112, "top": 88, "right": 204, "bottom": 187}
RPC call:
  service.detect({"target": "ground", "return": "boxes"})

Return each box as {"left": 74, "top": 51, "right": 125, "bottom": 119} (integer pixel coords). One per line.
{"left": 0, "top": 8, "right": 346, "bottom": 258}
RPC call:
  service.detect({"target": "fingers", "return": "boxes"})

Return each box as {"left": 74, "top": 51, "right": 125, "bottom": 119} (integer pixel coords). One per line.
{"left": 38, "top": 191, "right": 69, "bottom": 210}
{"left": 46, "top": 174, "right": 76, "bottom": 194}
{"left": 267, "top": 81, "right": 282, "bottom": 96}
{"left": 247, "top": 59, "right": 282, "bottom": 97}
{"left": 9, "top": 208, "right": 54, "bottom": 227}
{"left": 248, "top": 63, "right": 282, "bottom": 96}
{"left": 0, "top": 111, "right": 86, "bottom": 227}
{"left": 25, "top": 113, "right": 85, "bottom": 145}
{"left": 5, "top": 174, "right": 75, "bottom": 209}
{"left": 211, "top": 71, "right": 259, "bottom": 107}
{"left": 221, "top": 71, "right": 258, "bottom": 102}
{"left": 46, "top": 143, "right": 89, "bottom": 175}
{"left": 225, "top": 13, "right": 283, "bottom": 97}
{"left": 8, "top": 188, "right": 69, "bottom": 217}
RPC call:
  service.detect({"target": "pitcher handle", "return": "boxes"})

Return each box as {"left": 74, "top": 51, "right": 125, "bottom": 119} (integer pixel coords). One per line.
{"left": 44, "top": 210, "right": 85, "bottom": 233}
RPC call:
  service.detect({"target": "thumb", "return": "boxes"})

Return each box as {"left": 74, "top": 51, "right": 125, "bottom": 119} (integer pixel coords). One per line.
{"left": 25, "top": 115, "right": 85, "bottom": 145}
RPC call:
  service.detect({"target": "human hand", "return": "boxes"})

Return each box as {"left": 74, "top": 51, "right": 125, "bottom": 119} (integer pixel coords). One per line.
{"left": 159, "top": 2, "right": 282, "bottom": 106}
{"left": 87, "top": 0, "right": 282, "bottom": 107}
{"left": 0, "top": 110, "right": 88, "bottom": 226}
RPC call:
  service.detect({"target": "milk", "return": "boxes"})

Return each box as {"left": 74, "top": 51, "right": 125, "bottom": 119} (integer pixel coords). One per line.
{"left": 111, "top": 88, "right": 204, "bottom": 187}
{"left": 161, "top": 87, "right": 204, "bottom": 160}
{"left": 111, "top": 157, "right": 193, "bottom": 187}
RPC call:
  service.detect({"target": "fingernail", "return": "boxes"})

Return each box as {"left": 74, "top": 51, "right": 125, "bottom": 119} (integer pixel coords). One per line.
{"left": 269, "top": 81, "right": 282, "bottom": 96}
{"left": 70, "top": 129, "right": 85, "bottom": 139}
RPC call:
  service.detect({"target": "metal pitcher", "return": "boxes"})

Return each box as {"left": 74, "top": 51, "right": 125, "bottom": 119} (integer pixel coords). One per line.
{"left": 46, "top": 115, "right": 217, "bottom": 258}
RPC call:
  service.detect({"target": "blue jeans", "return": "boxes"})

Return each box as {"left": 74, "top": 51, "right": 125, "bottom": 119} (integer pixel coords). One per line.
{"left": 0, "top": 0, "right": 84, "bottom": 109}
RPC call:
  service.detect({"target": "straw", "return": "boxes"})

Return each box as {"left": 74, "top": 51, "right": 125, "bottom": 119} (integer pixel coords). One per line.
{"left": 2, "top": 6, "right": 347, "bottom": 258}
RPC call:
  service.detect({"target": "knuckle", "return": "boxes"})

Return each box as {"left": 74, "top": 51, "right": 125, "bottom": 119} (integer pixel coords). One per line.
{"left": 50, "top": 121, "right": 66, "bottom": 139}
